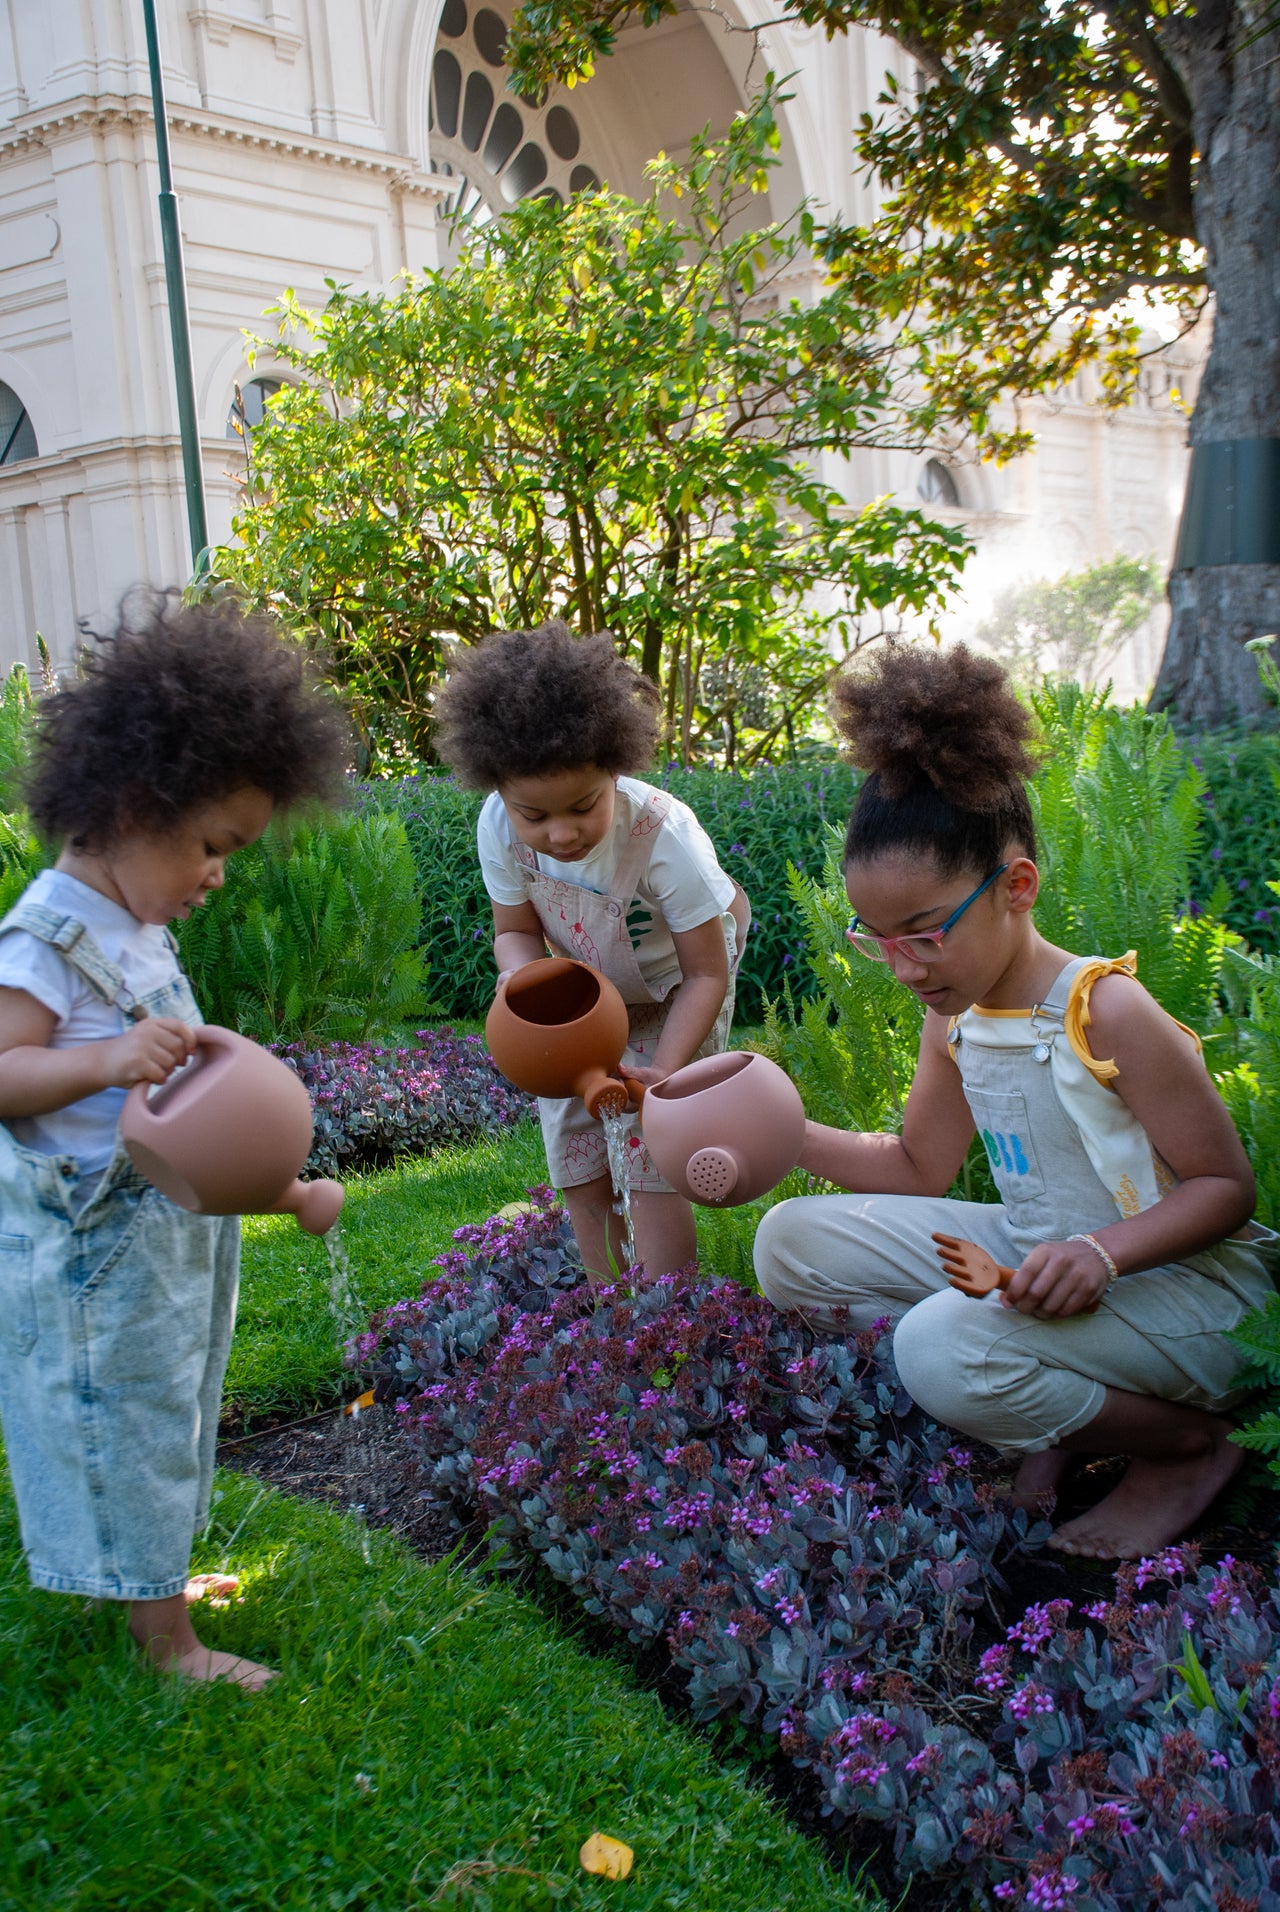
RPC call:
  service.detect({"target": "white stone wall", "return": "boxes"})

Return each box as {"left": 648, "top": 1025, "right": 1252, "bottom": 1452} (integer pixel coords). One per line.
{"left": 0, "top": 0, "right": 1195, "bottom": 694}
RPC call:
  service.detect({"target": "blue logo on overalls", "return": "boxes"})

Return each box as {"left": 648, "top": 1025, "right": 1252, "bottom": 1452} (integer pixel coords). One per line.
{"left": 982, "top": 1128, "right": 1030, "bottom": 1176}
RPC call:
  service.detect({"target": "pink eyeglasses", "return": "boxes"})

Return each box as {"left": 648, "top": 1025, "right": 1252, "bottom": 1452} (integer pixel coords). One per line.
{"left": 846, "top": 864, "right": 1008, "bottom": 963}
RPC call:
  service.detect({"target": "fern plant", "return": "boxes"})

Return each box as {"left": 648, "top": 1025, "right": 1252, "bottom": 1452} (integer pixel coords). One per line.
{"left": 0, "top": 662, "right": 36, "bottom": 813}
{"left": 758, "top": 827, "right": 922, "bottom": 1136}
{"left": 1029, "top": 682, "right": 1234, "bottom": 1035}
{"left": 176, "top": 809, "right": 430, "bottom": 1043}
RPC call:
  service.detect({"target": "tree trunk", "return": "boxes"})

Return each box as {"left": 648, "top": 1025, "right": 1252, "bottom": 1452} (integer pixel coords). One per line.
{"left": 1149, "top": 1, "right": 1280, "bottom": 728}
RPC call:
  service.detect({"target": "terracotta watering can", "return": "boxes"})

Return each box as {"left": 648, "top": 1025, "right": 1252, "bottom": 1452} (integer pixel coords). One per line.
{"left": 120, "top": 1025, "right": 345, "bottom": 1235}
{"left": 630, "top": 1050, "right": 806, "bottom": 1207}
{"left": 485, "top": 957, "right": 632, "bottom": 1116}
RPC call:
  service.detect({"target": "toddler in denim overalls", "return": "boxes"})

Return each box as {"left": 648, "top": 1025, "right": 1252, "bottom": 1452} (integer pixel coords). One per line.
{"left": 435, "top": 621, "right": 749, "bottom": 1282}
{"left": 0, "top": 593, "right": 348, "bottom": 1687}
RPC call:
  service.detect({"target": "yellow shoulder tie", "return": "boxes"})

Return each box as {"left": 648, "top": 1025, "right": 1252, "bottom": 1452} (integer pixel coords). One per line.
{"left": 1064, "top": 951, "right": 1202, "bottom": 1083}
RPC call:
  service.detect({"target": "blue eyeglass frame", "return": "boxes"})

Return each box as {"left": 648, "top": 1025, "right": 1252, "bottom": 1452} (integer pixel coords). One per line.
{"left": 846, "top": 863, "right": 1010, "bottom": 962}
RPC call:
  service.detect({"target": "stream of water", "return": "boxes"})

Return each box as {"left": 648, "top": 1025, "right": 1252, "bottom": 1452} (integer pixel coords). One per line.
{"left": 324, "top": 1220, "right": 372, "bottom": 1552}
{"left": 600, "top": 1101, "right": 637, "bottom": 1278}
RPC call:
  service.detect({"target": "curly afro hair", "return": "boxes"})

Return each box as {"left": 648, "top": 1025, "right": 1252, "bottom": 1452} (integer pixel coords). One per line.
{"left": 433, "top": 622, "right": 661, "bottom": 790}
{"left": 25, "top": 589, "right": 351, "bottom": 849}
{"left": 831, "top": 643, "right": 1040, "bottom": 876}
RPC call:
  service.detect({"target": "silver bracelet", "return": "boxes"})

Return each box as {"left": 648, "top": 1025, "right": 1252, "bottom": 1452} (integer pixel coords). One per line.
{"left": 1069, "top": 1232, "right": 1120, "bottom": 1288}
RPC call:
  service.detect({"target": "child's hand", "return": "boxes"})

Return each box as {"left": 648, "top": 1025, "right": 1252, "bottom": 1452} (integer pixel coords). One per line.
{"left": 622, "top": 1064, "right": 668, "bottom": 1088}
{"left": 1002, "top": 1238, "right": 1112, "bottom": 1318}
{"left": 99, "top": 1018, "right": 197, "bottom": 1090}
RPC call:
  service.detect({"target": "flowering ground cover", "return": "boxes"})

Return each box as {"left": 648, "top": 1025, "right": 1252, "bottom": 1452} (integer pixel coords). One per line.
{"left": 366, "top": 1192, "right": 1280, "bottom": 1910}
{"left": 277, "top": 1028, "right": 532, "bottom": 1176}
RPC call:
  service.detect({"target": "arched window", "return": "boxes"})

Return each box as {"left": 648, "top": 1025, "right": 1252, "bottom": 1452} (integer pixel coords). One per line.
{"left": 918, "top": 458, "right": 961, "bottom": 506}
{"left": 428, "top": 0, "right": 603, "bottom": 236}
{"left": 226, "top": 377, "right": 285, "bottom": 441}
{"left": 0, "top": 382, "right": 38, "bottom": 466}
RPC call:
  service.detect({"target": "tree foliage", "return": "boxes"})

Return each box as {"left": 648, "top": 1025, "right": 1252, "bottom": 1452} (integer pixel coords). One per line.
{"left": 507, "top": 0, "right": 1218, "bottom": 449}
{"left": 975, "top": 555, "right": 1163, "bottom": 689}
{"left": 214, "top": 93, "right": 966, "bottom": 766}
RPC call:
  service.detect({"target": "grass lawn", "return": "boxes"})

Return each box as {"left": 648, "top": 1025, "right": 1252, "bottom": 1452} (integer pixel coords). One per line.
{"left": 0, "top": 1469, "right": 866, "bottom": 1911}
{"left": 227, "top": 1122, "right": 549, "bottom": 1425}
{"left": 0, "top": 1067, "right": 867, "bottom": 1909}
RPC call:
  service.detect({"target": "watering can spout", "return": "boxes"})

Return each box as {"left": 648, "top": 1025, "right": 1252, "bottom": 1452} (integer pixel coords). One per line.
{"left": 270, "top": 1177, "right": 346, "bottom": 1236}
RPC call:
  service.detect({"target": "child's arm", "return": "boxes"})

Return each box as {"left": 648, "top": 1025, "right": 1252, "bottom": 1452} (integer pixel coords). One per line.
{"left": 491, "top": 901, "right": 549, "bottom": 987}
{"left": 639, "top": 917, "right": 733, "bottom": 1081}
{"left": 0, "top": 985, "right": 196, "bottom": 1118}
{"left": 797, "top": 1011, "right": 976, "bottom": 1196}
{"left": 1004, "top": 973, "right": 1258, "bottom": 1319}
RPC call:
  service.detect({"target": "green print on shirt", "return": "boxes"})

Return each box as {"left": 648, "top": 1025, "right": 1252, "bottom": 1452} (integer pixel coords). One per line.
{"left": 626, "top": 899, "right": 655, "bottom": 951}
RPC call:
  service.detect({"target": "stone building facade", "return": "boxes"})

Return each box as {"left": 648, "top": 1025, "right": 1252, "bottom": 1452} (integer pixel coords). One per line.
{"left": 0, "top": 1, "right": 1196, "bottom": 690}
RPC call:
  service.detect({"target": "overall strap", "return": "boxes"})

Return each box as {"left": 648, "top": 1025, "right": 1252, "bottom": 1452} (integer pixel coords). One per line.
{"left": 608, "top": 787, "right": 671, "bottom": 904}
{"left": 0, "top": 901, "right": 147, "bottom": 1021}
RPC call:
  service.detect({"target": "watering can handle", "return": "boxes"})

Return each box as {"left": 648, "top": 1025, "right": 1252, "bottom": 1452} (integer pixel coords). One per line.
{"left": 620, "top": 1074, "right": 647, "bottom": 1112}
{"left": 121, "top": 1025, "right": 236, "bottom": 1132}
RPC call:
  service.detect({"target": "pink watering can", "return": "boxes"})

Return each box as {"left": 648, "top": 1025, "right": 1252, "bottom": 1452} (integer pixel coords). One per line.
{"left": 120, "top": 1025, "right": 345, "bottom": 1235}
{"left": 628, "top": 1051, "right": 807, "bottom": 1207}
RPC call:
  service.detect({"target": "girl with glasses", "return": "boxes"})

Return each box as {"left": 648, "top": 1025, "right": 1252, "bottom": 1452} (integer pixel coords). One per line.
{"left": 754, "top": 644, "right": 1273, "bottom": 1560}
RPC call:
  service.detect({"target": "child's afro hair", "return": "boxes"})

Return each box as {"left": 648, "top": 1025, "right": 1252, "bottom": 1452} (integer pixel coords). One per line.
{"left": 25, "top": 589, "right": 352, "bottom": 848}
{"left": 433, "top": 621, "right": 661, "bottom": 789}
{"left": 832, "top": 642, "right": 1040, "bottom": 874}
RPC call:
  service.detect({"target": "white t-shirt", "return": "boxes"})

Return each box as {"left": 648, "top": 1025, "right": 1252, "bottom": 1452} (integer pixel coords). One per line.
{"left": 0, "top": 868, "right": 188, "bottom": 1169}
{"left": 477, "top": 776, "right": 736, "bottom": 985}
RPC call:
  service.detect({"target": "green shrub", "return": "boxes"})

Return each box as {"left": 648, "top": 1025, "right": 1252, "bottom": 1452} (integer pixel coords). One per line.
{"left": 368, "top": 774, "right": 495, "bottom": 1020}
{"left": 1187, "top": 728, "right": 1280, "bottom": 956}
{"left": 175, "top": 809, "right": 429, "bottom": 1043}
{"left": 369, "top": 761, "right": 860, "bottom": 1024}
{"left": 0, "top": 663, "right": 35, "bottom": 812}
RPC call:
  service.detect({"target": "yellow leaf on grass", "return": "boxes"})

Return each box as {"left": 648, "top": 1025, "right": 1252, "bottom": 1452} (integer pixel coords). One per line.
{"left": 579, "top": 1833, "right": 634, "bottom": 1880}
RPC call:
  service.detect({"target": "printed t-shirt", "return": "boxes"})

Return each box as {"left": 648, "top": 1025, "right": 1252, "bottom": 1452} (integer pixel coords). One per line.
{"left": 477, "top": 776, "right": 735, "bottom": 987}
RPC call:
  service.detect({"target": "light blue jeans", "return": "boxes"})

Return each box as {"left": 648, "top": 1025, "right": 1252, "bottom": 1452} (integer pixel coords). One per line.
{"left": 0, "top": 1125, "right": 239, "bottom": 1600}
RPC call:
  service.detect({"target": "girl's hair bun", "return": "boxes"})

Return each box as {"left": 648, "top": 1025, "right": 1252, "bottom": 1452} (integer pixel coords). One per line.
{"left": 831, "top": 643, "right": 1037, "bottom": 812}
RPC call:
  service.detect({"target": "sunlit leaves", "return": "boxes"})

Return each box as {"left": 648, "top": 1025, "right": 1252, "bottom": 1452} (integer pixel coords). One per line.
{"left": 215, "top": 86, "right": 966, "bottom": 767}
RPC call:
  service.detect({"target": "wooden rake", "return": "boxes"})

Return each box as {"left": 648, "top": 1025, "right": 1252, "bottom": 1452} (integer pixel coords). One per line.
{"left": 931, "top": 1232, "right": 1014, "bottom": 1298}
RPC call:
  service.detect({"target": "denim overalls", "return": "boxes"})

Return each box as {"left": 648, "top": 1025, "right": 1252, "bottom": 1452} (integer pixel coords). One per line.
{"left": 0, "top": 900, "right": 239, "bottom": 1601}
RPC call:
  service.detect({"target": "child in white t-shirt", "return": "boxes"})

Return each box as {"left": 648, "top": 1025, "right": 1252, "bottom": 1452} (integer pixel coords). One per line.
{"left": 436, "top": 621, "right": 749, "bottom": 1281}
{"left": 0, "top": 592, "right": 348, "bottom": 1687}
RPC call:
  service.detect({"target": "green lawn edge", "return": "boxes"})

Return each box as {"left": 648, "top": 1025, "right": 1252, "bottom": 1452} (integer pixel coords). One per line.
{"left": 0, "top": 1467, "right": 868, "bottom": 1911}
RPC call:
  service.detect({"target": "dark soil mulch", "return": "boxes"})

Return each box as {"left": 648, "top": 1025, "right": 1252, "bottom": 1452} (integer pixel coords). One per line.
{"left": 217, "top": 1402, "right": 455, "bottom": 1562}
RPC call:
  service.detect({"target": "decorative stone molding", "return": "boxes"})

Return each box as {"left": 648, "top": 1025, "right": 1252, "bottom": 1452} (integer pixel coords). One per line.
{"left": 187, "top": 9, "right": 303, "bottom": 62}
{"left": 0, "top": 94, "right": 448, "bottom": 197}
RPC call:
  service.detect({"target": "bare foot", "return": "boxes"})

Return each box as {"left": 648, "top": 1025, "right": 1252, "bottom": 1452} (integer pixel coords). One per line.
{"left": 1001, "top": 1448, "right": 1073, "bottom": 1514}
{"left": 129, "top": 1591, "right": 276, "bottom": 1690}
{"left": 184, "top": 1574, "right": 240, "bottom": 1608}
{"left": 167, "top": 1644, "right": 278, "bottom": 1691}
{"left": 1048, "top": 1431, "right": 1243, "bottom": 1560}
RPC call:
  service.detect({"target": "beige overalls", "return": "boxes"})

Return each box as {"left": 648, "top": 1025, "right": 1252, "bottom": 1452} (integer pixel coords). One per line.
{"left": 511, "top": 785, "right": 745, "bottom": 1192}
{"left": 754, "top": 954, "right": 1276, "bottom": 1453}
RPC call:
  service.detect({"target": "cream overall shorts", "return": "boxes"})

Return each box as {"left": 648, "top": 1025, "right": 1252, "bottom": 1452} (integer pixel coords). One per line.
{"left": 512, "top": 787, "right": 743, "bottom": 1191}
{"left": 0, "top": 902, "right": 239, "bottom": 1600}
{"left": 754, "top": 956, "right": 1276, "bottom": 1454}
